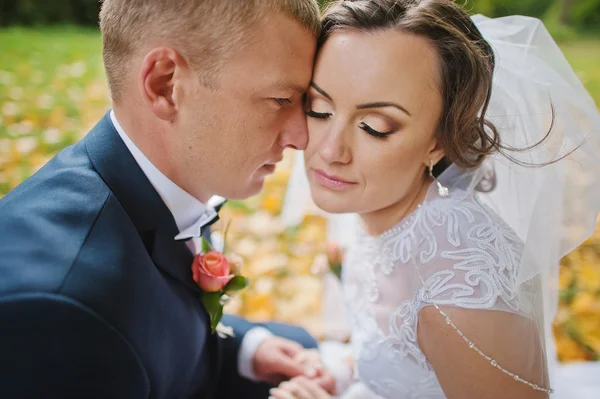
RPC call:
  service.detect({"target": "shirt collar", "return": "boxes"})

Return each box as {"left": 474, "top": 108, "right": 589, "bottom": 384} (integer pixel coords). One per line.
{"left": 109, "top": 110, "right": 225, "bottom": 240}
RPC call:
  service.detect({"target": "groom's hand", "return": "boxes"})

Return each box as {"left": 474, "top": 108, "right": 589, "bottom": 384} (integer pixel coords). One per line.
{"left": 294, "top": 349, "right": 337, "bottom": 395}
{"left": 252, "top": 336, "right": 335, "bottom": 393}
{"left": 252, "top": 336, "right": 304, "bottom": 386}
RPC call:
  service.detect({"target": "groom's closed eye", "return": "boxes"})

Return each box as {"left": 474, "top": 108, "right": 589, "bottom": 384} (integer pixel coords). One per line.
{"left": 265, "top": 80, "right": 309, "bottom": 109}
{"left": 273, "top": 98, "right": 293, "bottom": 106}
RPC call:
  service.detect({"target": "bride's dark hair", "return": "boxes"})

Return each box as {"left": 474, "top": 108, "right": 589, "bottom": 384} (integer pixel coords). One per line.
{"left": 320, "top": 0, "right": 500, "bottom": 174}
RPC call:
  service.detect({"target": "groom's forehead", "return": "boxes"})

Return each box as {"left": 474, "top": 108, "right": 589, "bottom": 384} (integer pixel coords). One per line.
{"left": 232, "top": 15, "right": 317, "bottom": 91}
{"left": 265, "top": 80, "right": 311, "bottom": 95}
{"left": 252, "top": 54, "right": 315, "bottom": 95}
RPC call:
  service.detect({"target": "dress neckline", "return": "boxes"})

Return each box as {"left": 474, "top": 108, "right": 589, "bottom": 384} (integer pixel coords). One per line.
{"left": 358, "top": 181, "right": 441, "bottom": 240}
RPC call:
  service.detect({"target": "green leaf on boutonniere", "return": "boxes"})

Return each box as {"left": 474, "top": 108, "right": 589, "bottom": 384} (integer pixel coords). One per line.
{"left": 222, "top": 220, "right": 232, "bottom": 254}
{"left": 224, "top": 275, "right": 249, "bottom": 293}
{"left": 225, "top": 200, "right": 252, "bottom": 214}
{"left": 201, "top": 291, "right": 224, "bottom": 333}
{"left": 201, "top": 236, "right": 213, "bottom": 254}
{"left": 330, "top": 263, "right": 342, "bottom": 280}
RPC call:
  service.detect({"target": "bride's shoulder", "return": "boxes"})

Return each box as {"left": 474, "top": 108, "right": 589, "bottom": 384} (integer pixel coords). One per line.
{"left": 350, "top": 189, "right": 523, "bottom": 267}
{"left": 414, "top": 188, "right": 524, "bottom": 250}
{"left": 424, "top": 188, "right": 510, "bottom": 225}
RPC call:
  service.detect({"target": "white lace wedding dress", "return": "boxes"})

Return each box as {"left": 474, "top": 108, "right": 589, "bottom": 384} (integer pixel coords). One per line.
{"left": 340, "top": 183, "right": 539, "bottom": 399}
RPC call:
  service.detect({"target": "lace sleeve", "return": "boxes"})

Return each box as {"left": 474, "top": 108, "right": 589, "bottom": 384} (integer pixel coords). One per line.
{"left": 349, "top": 193, "right": 550, "bottom": 397}
{"left": 411, "top": 195, "right": 529, "bottom": 316}
{"left": 409, "top": 195, "right": 550, "bottom": 396}
{"left": 363, "top": 193, "right": 531, "bottom": 320}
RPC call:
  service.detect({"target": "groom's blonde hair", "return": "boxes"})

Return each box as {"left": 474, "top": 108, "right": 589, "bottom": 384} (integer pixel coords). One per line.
{"left": 100, "top": 0, "right": 321, "bottom": 102}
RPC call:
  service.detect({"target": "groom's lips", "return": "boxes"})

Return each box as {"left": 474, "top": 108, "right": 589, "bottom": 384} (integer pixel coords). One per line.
{"left": 313, "top": 169, "right": 357, "bottom": 191}
{"left": 257, "top": 157, "right": 283, "bottom": 175}
{"left": 258, "top": 161, "right": 280, "bottom": 175}
{"left": 257, "top": 164, "right": 276, "bottom": 175}
{"left": 261, "top": 164, "right": 276, "bottom": 174}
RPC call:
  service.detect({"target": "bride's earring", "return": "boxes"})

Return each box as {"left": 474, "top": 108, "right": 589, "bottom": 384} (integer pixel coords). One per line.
{"left": 429, "top": 160, "right": 449, "bottom": 198}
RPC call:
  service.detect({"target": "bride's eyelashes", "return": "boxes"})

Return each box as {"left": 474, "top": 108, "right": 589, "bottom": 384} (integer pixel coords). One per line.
{"left": 359, "top": 122, "right": 394, "bottom": 139}
{"left": 305, "top": 109, "right": 332, "bottom": 119}
{"left": 306, "top": 108, "right": 396, "bottom": 139}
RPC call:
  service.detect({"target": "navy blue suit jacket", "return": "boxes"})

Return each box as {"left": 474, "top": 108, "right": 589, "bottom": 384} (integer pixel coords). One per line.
{"left": 0, "top": 113, "right": 316, "bottom": 399}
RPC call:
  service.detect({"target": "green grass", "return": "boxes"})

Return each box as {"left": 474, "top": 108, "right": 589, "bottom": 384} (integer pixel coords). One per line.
{"left": 560, "top": 38, "right": 600, "bottom": 106}
{"left": 0, "top": 25, "right": 101, "bottom": 64}
{"left": 0, "top": 25, "right": 104, "bottom": 106}
{"left": 542, "top": 2, "right": 600, "bottom": 105}
{"left": 0, "top": 26, "right": 108, "bottom": 194}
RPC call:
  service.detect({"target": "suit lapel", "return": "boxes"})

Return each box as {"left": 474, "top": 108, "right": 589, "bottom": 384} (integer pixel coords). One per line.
{"left": 84, "top": 112, "right": 202, "bottom": 295}
{"left": 151, "top": 229, "right": 200, "bottom": 293}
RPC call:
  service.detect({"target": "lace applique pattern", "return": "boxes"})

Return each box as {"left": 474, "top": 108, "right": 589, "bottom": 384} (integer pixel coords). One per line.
{"left": 343, "top": 192, "right": 534, "bottom": 398}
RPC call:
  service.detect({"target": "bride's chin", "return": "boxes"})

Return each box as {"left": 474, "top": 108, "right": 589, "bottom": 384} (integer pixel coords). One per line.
{"left": 311, "top": 191, "right": 355, "bottom": 214}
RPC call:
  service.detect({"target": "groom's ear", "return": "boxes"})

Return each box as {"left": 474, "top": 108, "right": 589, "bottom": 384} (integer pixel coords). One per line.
{"left": 140, "top": 48, "right": 184, "bottom": 122}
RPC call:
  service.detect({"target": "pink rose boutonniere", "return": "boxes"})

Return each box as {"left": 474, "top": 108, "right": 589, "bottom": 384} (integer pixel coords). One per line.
{"left": 191, "top": 223, "right": 248, "bottom": 333}
{"left": 311, "top": 242, "right": 344, "bottom": 280}
{"left": 326, "top": 242, "right": 344, "bottom": 279}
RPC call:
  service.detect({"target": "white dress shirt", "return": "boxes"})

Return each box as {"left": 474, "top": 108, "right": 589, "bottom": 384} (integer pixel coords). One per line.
{"left": 110, "top": 110, "right": 271, "bottom": 381}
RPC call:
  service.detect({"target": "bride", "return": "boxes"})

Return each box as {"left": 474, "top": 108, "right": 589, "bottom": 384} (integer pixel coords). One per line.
{"left": 273, "top": 0, "right": 600, "bottom": 398}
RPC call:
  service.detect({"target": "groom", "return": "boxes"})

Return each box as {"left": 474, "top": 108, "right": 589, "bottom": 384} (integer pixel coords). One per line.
{"left": 0, "top": 1, "right": 332, "bottom": 398}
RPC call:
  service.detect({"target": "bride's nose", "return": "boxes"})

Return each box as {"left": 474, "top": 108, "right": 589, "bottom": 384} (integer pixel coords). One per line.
{"left": 318, "top": 125, "right": 352, "bottom": 165}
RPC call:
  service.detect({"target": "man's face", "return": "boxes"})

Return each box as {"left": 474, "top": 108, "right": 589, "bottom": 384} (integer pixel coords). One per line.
{"left": 173, "top": 12, "right": 316, "bottom": 201}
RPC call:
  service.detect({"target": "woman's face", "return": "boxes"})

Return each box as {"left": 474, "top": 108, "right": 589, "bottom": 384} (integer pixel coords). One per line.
{"left": 304, "top": 29, "right": 445, "bottom": 215}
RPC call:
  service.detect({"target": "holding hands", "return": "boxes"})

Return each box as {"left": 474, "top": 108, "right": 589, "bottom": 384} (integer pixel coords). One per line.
{"left": 268, "top": 349, "right": 335, "bottom": 399}
{"left": 270, "top": 376, "right": 333, "bottom": 399}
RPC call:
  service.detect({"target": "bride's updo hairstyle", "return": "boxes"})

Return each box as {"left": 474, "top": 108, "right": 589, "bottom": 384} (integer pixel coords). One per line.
{"left": 320, "top": 0, "right": 499, "bottom": 175}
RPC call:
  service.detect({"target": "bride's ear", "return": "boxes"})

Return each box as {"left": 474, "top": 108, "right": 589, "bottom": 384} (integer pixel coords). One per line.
{"left": 423, "top": 136, "right": 445, "bottom": 168}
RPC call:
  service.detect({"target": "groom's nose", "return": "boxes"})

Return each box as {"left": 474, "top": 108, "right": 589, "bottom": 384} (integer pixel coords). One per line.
{"left": 278, "top": 105, "right": 309, "bottom": 150}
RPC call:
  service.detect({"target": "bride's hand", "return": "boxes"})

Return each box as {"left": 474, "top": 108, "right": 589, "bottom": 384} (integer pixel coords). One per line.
{"left": 294, "top": 349, "right": 336, "bottom": 394}
{"left": 294, "top": 349, "right": 324, "bottom": 376}
{"left": 269, "top": 376, "right": 333, "bottom": 399}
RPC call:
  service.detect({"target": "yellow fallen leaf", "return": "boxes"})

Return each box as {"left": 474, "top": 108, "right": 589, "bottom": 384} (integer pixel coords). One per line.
{"left": 242, "top": 294, "right": 276, "bottom": 322}
{"left": 571, "top": 292, "right": 599, "bottom": 316}
{"left": 578, "top": 263, "right": 600, "bottom": 292}
{"left": 49, "top": 107, "right": 67, "bottom": 126}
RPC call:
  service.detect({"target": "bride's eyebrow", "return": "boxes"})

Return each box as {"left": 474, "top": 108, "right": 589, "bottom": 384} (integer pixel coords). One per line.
{"left": 310, "top": 81, "right": 411, "bottom": 117}
{"left": 357, "top": 102, "right": 412, "bottom": 117}
{"left": 310, "top": 82, "right": 333, "bottom": 101}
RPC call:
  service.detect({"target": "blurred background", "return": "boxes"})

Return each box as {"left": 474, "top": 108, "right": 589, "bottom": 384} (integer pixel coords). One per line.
{"left": 0, "top": 0, "right": 599, "bottom": 364}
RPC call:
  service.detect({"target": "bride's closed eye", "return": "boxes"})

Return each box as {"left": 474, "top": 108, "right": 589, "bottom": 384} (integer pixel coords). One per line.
{"left": 306, "top": 108, "right": 397, "bottom": 139}
{"left": 359, "top": 122, "right": 394, "bottom": 139}
{"left": 305, "top": 109, "right": 332, "bottom": 119}
{"left": 305, "top": 89, "right": 398, "bottom": 139}
{"left": 305, "top": 96, "right": 332, "bottom": 119}
{"left": 358, "top": 114, "right": 397, "bottom": 139}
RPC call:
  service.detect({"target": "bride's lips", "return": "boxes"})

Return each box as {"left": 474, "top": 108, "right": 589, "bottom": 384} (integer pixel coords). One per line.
{"left": 313, "top": 169, "right": 357, "bottom": 191}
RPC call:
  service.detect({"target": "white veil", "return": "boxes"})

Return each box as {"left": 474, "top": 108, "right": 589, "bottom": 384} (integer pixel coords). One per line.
{"left": 281, "top": 15, "right": 600, "bottom": 396}
{"left": 466, "top": 15, "right": 600, "bottom": 396}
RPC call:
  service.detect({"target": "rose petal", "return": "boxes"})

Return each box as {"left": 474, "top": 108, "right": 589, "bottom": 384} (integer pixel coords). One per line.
{"left": 203, "top": 252, "right": 231, "bottom": 276}
{"left": 192, "top": 256, "right": 202, "bottom": 282}
{"left": 196, "top": 269, "right": 235, "bottom": 292}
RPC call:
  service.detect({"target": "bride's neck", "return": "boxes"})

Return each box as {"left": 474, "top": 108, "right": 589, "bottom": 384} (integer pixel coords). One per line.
{"left": 360, "top": 175, "right": 433, "bottom": 236}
